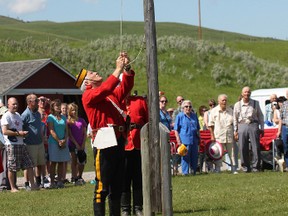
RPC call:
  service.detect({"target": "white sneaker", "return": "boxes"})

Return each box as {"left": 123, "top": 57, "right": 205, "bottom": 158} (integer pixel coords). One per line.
{"left": 44, "top": 182, "right": 50, "bottom": 189}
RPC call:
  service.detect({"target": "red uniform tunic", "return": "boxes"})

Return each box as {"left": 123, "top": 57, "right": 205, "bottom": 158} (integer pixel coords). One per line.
{"left": 82, "top": 71, "right": 135, "bottom": 138}
{"left": 82, "top": 71, "right": 135, "bottom": 213}
{"left": 124, "top": 96, "right": 149, "bottom": 150}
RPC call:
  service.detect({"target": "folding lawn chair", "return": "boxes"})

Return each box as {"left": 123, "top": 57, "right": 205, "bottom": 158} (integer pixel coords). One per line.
{"left": 199, "top": 130, "right": 212, "bottom": 172}
{"left": 200, "top": 130, "right": 231, "bottom": 172}
{"left": 260, "top": 128, "right": 278, "bottom": 170}
{"left": 169, "top": 131, "right": 181, "bottom": 175}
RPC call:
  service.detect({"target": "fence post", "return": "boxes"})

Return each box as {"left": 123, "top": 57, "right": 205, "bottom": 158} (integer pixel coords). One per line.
{"left": 141, "top": 123, "right": 153, "bottom": 216}
{"left": 160, "top": 123, "right": 173, "bottom": 216}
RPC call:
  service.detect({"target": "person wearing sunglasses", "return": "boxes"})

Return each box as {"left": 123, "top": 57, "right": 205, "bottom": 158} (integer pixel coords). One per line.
{"left": 159, "top": 96, "right": 172, "bottom": 131}
{"left": 174, "top": 100, "right": 200, "bottom": 175}
{"left": 172, "top": 96, "right": 184, "bottom": 124}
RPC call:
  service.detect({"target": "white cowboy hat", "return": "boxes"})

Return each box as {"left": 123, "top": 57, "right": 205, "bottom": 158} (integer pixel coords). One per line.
{"left": 207, "top": 141, "right": 224, "bottom": 160}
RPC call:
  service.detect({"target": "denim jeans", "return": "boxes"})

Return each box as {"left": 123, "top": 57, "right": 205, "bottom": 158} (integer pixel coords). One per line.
{"left": 282, "top": 126, "right": 288, "bottom": 166}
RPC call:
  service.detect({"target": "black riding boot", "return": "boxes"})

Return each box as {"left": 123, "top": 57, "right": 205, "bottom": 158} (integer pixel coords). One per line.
{"left": 109, "top": 198, "right": 121, "bottom": 216}
{"left": 133, "top": 190, "right": 143, "bottom": 216}
{"left": 121, "top": 192, "right": 131, "bottom": 216}
{"left": 93, "top": 202, "right": 105, "bottom": 216}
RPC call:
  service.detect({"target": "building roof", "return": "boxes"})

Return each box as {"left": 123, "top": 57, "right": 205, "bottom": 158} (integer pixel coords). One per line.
{"left": 0, "top": 58, "right": 76, "bottom": 95}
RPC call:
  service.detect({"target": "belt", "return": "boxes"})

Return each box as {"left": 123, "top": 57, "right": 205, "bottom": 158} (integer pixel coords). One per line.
{"left": 113, "top": 125, "right": 126, "bottom": 132}
{"left": 92, "top": 125, "right": 126, "bottom": 134}
{"left": 130, "top": 123, "right": 142, "bottom": 129}
{"left": 239, "top": 120, "right": 258, "bottom": 124}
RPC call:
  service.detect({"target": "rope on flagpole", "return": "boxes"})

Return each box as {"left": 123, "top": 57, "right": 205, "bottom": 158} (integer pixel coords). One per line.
{"left": 119, "top": 0, "right": 145, "bottom": 66}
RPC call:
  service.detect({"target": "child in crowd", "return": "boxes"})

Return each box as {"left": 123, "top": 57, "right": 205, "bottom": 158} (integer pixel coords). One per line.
{"left": 67, "top": 102, "right": 87, "bottom": 185}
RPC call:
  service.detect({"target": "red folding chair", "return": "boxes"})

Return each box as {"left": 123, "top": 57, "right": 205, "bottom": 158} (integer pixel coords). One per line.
{"left": 169, "top": 130, "right": 178, "bottom": 155}
{"left": 199, "top": 130, "right": 212, "bottom": 172}
{"left": 199, "top": 130, "right": 211, "bottom": 153}
{"left": 169, "top": 131, "right": 180, "bottom": 175}
{"left": 260, "top": 128, "right": 278, "bottom": 170}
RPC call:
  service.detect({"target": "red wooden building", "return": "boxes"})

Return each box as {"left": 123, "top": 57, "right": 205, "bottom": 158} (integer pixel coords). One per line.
{"left": 0, "top": 58, "right": 85, "bottom": 119}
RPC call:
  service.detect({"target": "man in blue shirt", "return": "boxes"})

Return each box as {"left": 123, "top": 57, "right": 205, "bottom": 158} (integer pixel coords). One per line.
{"left": 21, "top": 94, "right": 45, "bottom": 189}
{"left": 281, "top": 90, "right": 288, "bottom": 170}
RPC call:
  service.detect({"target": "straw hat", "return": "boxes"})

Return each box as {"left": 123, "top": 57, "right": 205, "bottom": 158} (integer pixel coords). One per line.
{"left": 177, "top": 144, "right": 188, "bottom": 156}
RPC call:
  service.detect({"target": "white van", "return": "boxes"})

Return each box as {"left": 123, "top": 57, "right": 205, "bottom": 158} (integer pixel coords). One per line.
{"left": 250, "top": 88, "right": 287, "bottom": 116}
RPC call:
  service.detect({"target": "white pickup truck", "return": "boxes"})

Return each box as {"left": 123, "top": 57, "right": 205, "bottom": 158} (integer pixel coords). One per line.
{"left": 251, "top": 88, "right": 287, "bottom": 116}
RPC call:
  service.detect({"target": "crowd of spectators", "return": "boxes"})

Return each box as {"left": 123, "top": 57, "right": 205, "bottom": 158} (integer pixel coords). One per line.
{"left": 0, "top": 95, "right": 88, "bottom": 192}
{"left": 0, "top": 80, "right": 287, "bottom": 216}
{"left": 162, "top": 87, "right": 288, "bottom": 175}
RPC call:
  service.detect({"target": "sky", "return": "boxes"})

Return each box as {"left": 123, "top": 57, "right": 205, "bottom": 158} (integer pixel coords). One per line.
{"left": 0, "top": 0, "right": 287, "bottom": 40}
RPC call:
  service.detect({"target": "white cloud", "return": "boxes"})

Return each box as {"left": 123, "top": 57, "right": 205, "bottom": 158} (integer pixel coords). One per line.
{"left": 8, "top": 0, "right": 46, "bottom": 14}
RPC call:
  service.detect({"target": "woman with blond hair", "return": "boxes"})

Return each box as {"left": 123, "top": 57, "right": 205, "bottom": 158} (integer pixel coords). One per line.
{"left": 67, "top": 102, "right": 87, "bottom": 185}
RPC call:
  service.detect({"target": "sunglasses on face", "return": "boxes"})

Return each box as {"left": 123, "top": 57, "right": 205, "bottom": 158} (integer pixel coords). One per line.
{"left": 30, "top": 99, "right": 39, "bottom": 103}
{"left": 184, "top": 106, "right": 192, "bottom": 108}
{"left": 160, "top": 100, "right": 168, "bottom": 103}
{"left": 177, "top": 99, "right": 184, "bottom": 103}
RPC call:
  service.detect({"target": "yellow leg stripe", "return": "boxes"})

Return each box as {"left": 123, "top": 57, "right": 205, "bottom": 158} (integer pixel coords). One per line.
{"left": 95, "top": 149, "right": 103, "bottom": 203}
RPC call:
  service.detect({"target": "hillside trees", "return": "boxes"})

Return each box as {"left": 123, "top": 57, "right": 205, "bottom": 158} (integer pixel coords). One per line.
{"left": 0, "top": 35, "right": 287, "bottom": 89}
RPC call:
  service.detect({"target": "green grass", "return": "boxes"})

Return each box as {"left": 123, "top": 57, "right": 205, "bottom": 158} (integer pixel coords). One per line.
{"left": 1, "top": 171, "right": 288, "bottom": 215}
{"left": 172, "top": 172, "right": 288, "bottom": 215}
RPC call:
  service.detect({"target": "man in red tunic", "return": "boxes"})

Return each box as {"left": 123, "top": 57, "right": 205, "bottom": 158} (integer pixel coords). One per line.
{"left": 121, "top": 94, "right": 148, "bottom": 216}
{"left": 80, "top": 52, "right": 134, "bottom": 216}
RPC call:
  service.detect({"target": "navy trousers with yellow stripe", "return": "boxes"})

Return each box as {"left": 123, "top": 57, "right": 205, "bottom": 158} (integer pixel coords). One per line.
{"left": 93, "top": 136, "right": 125, "bottom": 216}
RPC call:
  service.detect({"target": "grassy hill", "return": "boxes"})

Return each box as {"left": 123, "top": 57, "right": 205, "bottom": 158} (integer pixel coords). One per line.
{"left": 0, "top": 15, "right": 277, "bottom": 43}
{"left": 0, "top": 15, "right": 287, "bottom": 109}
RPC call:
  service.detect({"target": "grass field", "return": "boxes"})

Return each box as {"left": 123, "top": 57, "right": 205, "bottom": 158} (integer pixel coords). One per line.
{"left": 1, "top": 171, "right": 288, "bottom": 215}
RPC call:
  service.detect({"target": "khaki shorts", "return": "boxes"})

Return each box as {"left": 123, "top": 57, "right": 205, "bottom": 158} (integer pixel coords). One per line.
{"left": 26, "top": 144, "right": 46, "bottom": 166}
